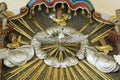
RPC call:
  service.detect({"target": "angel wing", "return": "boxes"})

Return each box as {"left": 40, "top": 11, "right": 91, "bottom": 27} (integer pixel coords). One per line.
{"left": 65, "top": 35, "right": 88, "bottom": 43}
{"left": 36, "top": 37, "right": 59, "bottom": 43}
{"left": 17, "top": 35, "right": 22, "bottom": 43}
{"left": 37, "top": 34, "right": 88, "bottom": 43}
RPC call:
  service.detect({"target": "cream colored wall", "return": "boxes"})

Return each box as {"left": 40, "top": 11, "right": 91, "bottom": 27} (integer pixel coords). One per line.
{"left": 0, "top": 0, "right": 120, "bottom": 16}
{"left": 91, "top": 0, "right": 120, "bottom": 15}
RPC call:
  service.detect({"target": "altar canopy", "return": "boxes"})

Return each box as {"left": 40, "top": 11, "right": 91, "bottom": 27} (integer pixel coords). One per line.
{"left": 27, "top": 0, "right": 94, "bottom": 13}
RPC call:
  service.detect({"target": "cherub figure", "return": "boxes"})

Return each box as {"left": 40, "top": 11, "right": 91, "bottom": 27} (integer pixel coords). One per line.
{"left": 114, "top": 9, "right": 120, "bottom": 35}
{"left": 7, "top": 33, "right": 29, "bottom": 49}
{"left": 95, "top": 38, "right": 113, "bottom": 55}
{"left": 0, "top": 2, "right": 8, "bottom": 30}
{"left": 49, "top": 8, "right": 71, "bottom": 27}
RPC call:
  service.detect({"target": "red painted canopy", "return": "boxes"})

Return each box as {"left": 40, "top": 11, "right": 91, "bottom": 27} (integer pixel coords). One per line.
{"left": 27, "top": 0, "right": 94, "bottom": 13}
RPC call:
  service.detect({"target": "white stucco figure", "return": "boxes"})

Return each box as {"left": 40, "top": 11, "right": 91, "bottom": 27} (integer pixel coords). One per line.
{"left": 31, "top": 26, "right": 87, "bottom": 68}
{"left": 0, "top": 2, "right": 8, "bottom": 30}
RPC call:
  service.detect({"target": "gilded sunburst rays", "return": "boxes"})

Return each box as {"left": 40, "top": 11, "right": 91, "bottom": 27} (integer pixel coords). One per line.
{"left": 5, "top": 3, "right": 116, "bottom": 80}
{"left": 41, "top": 43, "right": 80, "bottom": 62}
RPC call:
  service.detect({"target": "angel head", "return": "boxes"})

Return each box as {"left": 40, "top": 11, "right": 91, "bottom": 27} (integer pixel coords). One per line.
{"left": 56, "top": 8, "right": 63, "bottom": 19}
{"left": 0, "top": 2, "right": 7, "bottom": 11}
{"left": 116, "top": 9, "right": 120, "bottom": 21}
{"left": 9, "top": 33, "right": 17, "bottom": 43}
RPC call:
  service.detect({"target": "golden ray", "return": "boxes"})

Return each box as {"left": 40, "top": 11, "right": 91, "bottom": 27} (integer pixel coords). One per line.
{"left": 9, "top": 21, "right": 32, "bottom": 40}
{"left": 66, "top": 46, "right": 79, "bottom": 52}
{"left": 54, "top": 49, "right": 59, "bottom": 58}
{"left": 65, "top": 68, "right": 71, "bottom": 80}
{"left": 45, "top": 47, "right": 57, "bottom": 53}
{"left": 89, "top": 23, "right": 106, "bottom": 37}
{"left": 65, "top": 48, "right": 75, "bottom": 56}
{"left": 4, "top": 57, "right": 39, "bottom": 79}
{"left": 83, "top": 60, "right": 113, "bottom": 80}
{"left": 64, "top": 43, "right": 80, "bottom": 47}
{"left": 78, "top": 62, "right": 100, "bottom": 80}
{"left": 42, "top": 44, "right": 57, "bottom": 50}
{"left": 91, "top": 33, "right": 108, "bottom": 44}
{"left": 63, "top": 50, "right": 68, "bottom": 58}
{"left": 46, "top": 48, "right": 58, "bottom": 59}
{"left": 59, "top": 51, "right": 64, "bottom": 61}
{"left": 17, "top": 18, "right": 35, "bottom": 34}
{"left": 91, "top": 27, "right": 114, "bottom": 43}
{"left": 30, "top": 18, "right": 45, "bottom": 32}
{"left": 30, "top": 64, "right": 46, "bottom": 80}
{"left": 80, "top": 21, "right": 92, "bottom": 32}
{"left": 69, "top": 67, "right": 79, "bottom": 80}
{"left": 53, "top": 68, "right": 58, "bottom": 80}
{"left": 52, "top": 49, "right": 59, "bottom": 63}
{"left": 60, "top": 68, "right": 64, "bottom": 80}
{"left": 44, "top": 67, "right": 52, "bottom": 80}
{"left": 4, "top": 57, "right": 39, "bottom": 76}
{"left": 17, "top": 60, "right": 43, "bottom": 80}
{"left": 74, "top": 65, "right": 89, "bottom": 80}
